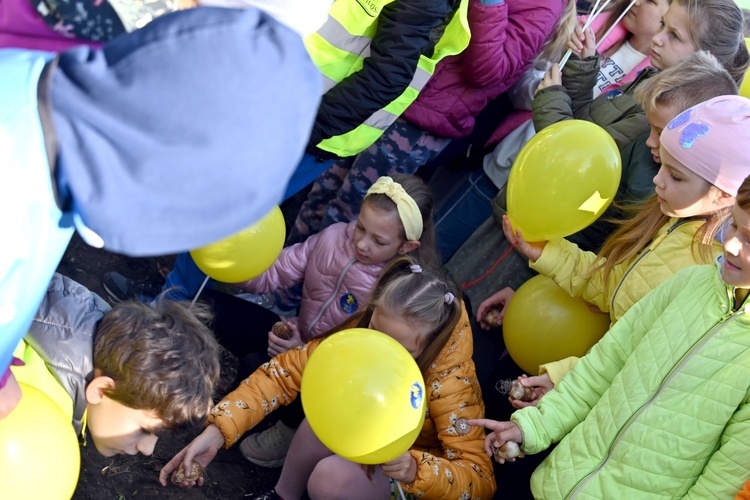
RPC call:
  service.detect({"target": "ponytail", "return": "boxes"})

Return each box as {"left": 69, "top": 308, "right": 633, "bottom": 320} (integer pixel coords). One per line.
{"left": 356, "top": 256, "right": 461, "bottom": 372}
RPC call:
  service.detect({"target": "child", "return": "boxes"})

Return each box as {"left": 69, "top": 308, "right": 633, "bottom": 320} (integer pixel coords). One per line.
{"left": 469, "top": 163, "right": 750, "bottom": 499}
{"left": 566, "top": 0, "right": 669, "bottom": 99}
{"left": 448, "top": 50, "right": 737, "bottom": 331}
{"left": 218, "top": 174, "right": 437, "bottom": 353}
{"left": 287, "top": 0, "right": 573, "bottom": 245}
{"left": 159, "top": 257, "right": 497, "bottom": 499}
{"left": 211, "top": 174, "right": 437, "bottom": 467}
{"left": 533, "top": 0, "right": 749, "bottom": 149}
{"left": 432, "top": 0, "right": 670, "bottom": 261}
{"left": 10, "top": 273, "right": 220, "bottom": 457}
{"left": 492, "top": 94, "right": 750, "bottom": 408}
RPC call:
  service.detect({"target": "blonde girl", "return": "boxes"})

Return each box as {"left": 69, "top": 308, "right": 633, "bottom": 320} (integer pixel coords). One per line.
{"left": 470, "top": 109, "right": 750, "bottom": 496}
{"left": 493, "top": 95, "right": 750, "bottom": 405}
{"left": 160, "top": 256, "right": 496, "bottom": 499}
{"left": 533, "top": 0, "right": 749, "bottom": 150}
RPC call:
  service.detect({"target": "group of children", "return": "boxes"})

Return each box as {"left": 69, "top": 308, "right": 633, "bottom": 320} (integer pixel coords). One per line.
{"left": 5, "top": 0, "right": 750, "bottom": 498}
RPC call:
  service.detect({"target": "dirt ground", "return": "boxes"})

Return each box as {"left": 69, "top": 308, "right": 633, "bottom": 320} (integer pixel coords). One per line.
{"left": 59, "top": 233, "right": 282, "bottom": 499}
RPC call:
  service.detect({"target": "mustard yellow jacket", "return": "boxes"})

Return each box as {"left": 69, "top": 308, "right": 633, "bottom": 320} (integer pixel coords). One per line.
{"left": 208, "top": 306, "right": 496, "bottom": 499}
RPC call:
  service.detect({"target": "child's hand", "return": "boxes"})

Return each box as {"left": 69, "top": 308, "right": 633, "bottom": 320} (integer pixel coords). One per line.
{"left": 477, "top": 288, "right": 515, "bottom": 330}
{"left": 159, "top": 424, "right": 224, "bottom": 488}
{"left": 567, "top": 24, "right": 596, "bottom": 59}
{"left": 502, "top": 215, "right": 547, "bottom": 262}
{"left": 467, "top": 419, "right": 524, "bottom": 464}
{"left": 509, "top": 374, "right": 553, "bottom": 409}
{"left": 267, "top": 320, "right": 303, "bottom": 357}
{"left": 381, "top": 451, "right": 417, "bottom": 484}
{"left": 536, "top": 63, "right": 562, "bottom": 93}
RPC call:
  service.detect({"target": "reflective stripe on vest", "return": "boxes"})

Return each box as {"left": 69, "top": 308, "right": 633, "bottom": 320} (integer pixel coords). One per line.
{"left": 305, "top": 0, "right": 470, "bottom": 157}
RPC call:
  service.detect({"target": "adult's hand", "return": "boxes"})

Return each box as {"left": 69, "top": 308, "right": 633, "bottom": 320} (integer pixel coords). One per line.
{"left": 0, "top": 358, "right": 25, "bottom": 419}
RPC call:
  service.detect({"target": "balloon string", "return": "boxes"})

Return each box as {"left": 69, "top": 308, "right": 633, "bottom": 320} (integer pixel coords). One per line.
{"left": 461, "top": 242, "right": 518, "bottom": 291}
{"left": 190, "top": 275, "right": 211, "bottom": 309}
{"left": 396, "top": 481, "right": 407, "bottom": 500}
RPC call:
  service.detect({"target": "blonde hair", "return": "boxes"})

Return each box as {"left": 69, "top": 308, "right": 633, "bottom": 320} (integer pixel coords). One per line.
{"left": 360, "top": 173, "right": 439, "bottom": 267}
{"left": 593, "top": 196, "right": 729, "bottom": 281}
{"left": 674, "top": 0, "right": 749, "bottom": 86}
{"left": 537, "top": 0, "right": 579, "bottom": 64}
{"left": 634, "top": 51, "right": 738, "bottom": 112}
{"left": 354, "top": 256, "right": 461, "bottom": 372}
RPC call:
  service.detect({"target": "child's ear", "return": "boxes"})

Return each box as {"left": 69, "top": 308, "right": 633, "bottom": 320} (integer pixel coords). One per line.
{"left": 715, "top": 190, "right": 735, "bottom": 207}
{"left": 399, "top": 240, "right": 421, "bottom": 255}
{"left": 85, "top": 375, "right": 115, "bottom": 404}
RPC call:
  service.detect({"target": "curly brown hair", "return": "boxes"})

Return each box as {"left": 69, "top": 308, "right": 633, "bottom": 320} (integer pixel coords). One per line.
{"left": 93, "top": 299, "right": 220, "bottom": 430}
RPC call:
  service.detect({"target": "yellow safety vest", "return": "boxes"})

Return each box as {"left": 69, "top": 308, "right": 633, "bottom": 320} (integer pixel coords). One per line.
{"left": 305, "top": 0, "right": 470, "bottom": 157}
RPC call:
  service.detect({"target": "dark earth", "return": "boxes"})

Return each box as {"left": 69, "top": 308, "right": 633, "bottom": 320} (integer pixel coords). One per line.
{"left": 60, "top": 233, "right": 282, "bottom": 500}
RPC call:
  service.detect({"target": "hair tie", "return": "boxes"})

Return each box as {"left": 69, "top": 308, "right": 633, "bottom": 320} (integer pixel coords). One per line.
{"left": 444, "top": 292, "right": 455, "bottom": 305}
{"left": 365, "top": 176, "right": 423, "bottom": 241}
{"left": 410, "top": 264, "right": 422, "bottom": 274}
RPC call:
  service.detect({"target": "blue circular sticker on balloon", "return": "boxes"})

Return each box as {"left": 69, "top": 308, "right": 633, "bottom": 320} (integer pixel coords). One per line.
{"left": 410, "top": 382, "right": 424, "bottom": 409}
{"left": 339, "top": 292, "right": 359, "bottom": 314}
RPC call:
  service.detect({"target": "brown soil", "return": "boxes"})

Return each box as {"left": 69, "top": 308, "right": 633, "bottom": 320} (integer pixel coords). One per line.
{"left": 59, "top": 233, "right": 281, "bottom": 499}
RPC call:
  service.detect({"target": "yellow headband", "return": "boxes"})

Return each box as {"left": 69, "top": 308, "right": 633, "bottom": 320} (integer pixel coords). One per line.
{"left": 365, "top": 176, "right": 423, "bottom": 241}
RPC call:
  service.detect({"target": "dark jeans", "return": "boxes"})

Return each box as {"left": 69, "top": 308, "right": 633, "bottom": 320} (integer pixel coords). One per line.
{"left": 432, "top": 168, "right": 498, "bottom": 262}
{"left": 201, "top": 288, "right": 305, "bottom": 428}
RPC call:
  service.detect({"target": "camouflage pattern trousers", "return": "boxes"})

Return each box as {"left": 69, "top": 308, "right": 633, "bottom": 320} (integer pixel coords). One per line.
{"left": 288, "top": 117, "right": 451, "bottom": 245}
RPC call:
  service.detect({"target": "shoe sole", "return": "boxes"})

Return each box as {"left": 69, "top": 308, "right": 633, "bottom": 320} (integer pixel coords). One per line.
{"left": 102, "top": 281, "right": 125, "bottom": 304}
{"left": 241, "top": 455, "right": 286, "bottom": 468}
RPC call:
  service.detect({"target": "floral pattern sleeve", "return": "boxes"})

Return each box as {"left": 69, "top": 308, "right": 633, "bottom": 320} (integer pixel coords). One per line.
{"left": 401, "top": 311, "right": 496, "bottom": 499}
{"left": 208, "top": 341, "right": 320, "bottom": 447}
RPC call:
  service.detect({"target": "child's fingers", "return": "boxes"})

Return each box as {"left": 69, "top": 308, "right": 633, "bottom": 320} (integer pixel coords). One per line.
{"left": 501, "top": 215, "right": 516, "bottom": 243}
{"left": 483, "top": 434, "right": 495, "bottom": 457}
{"left": 159, "top": 452, "right": 185, "bottom": 486}
{"left": 467, "top": 418, "right": 506, "bottom": 433}
{"left": 573, "top": 24, "right": 585, "bottom": 41}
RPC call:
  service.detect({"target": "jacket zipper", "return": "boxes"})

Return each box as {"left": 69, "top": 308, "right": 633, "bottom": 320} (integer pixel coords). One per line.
{"left": 609, "top": 219, "right": 697, "bottom": 313}
{"left": 567, "top": 287, "right": 742, "bottom": 498}
{"left": 307, "top": 259, "right": 357, "bottom": 336}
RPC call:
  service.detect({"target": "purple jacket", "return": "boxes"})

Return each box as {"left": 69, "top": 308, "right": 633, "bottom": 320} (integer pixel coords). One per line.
{"left": 403, "top": 0, "right": 567, "bottom": 139}
{"left": 243, "top": 222, "right": 384, "bottom": 341}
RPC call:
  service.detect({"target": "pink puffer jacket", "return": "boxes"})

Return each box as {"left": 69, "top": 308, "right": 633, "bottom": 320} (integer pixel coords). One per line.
{"left": 403, "top": 0, "right": 567, "bottom": 139}
{"left": 242, "top": 221, "right": 384, "bottom": 341}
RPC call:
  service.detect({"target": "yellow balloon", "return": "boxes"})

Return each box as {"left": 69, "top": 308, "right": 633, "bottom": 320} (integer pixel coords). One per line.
{"left": 0, "top": 383, "right": 80, "bottom": 499}
{"left": 502, "top": 275, "right": 611, "bottom": 374}
{"left": 741, "top": 38, "right": 750, "bottom": 99}
{"left": 507, "top": 120, "right": 621, "bottom": 242}
{"left": 301, "top": 329, "right": 426, "bottom": 464}
{"left": 190, "top": 205, "right": 285, "bottom": 283}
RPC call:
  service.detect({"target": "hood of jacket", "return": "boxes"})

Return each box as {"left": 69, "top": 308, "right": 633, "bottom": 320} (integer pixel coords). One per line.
{"left": 49, "top": 7, "right": 321, "bottom": 256}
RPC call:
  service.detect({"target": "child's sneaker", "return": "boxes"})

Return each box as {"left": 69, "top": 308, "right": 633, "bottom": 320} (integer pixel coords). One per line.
{"left": 244, "top": 489, "right": 283, "bottom": 500}
{"left": 239, "top": 421, "right": 296, "bottom": 468}
{"left": 102, "top": 272, "right": 160, "bottom": 303}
